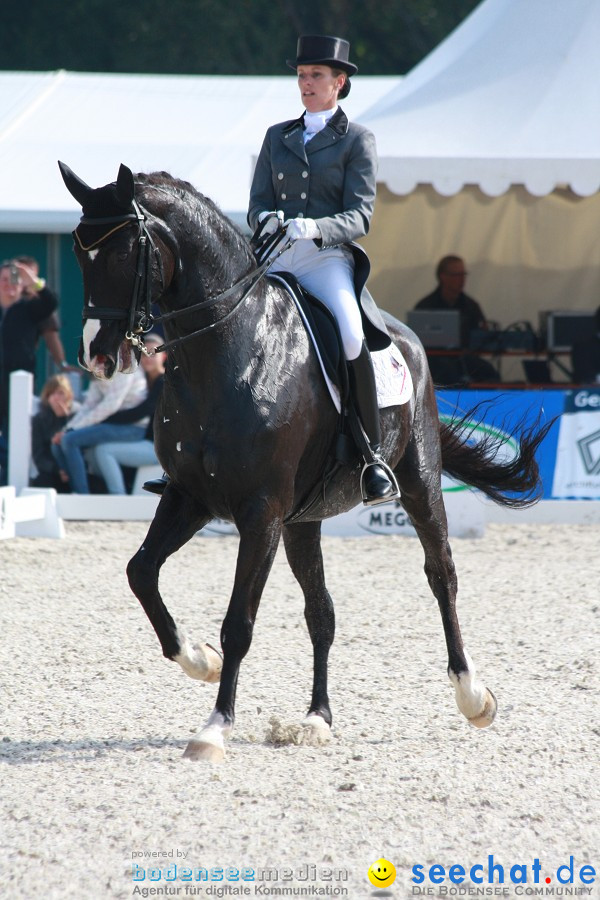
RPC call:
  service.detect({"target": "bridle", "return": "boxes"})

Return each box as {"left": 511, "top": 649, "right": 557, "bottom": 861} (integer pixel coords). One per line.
{"left": 74, "top": 201, "right": 292, "bottom": 357}
{"left": 74, "top": 199, "right": 163, "bottom": 342}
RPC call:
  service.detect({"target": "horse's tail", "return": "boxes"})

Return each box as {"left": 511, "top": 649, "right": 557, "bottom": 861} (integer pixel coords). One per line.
{"left": 439, "top": 402, "right": 556, "bottom": 509}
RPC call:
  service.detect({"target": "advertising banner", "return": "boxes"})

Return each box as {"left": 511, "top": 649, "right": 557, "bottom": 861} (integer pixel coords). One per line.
{"left": 437, "top": 389, "right": 564, "bottom": 500}
{"left": 551, "top": 388, "right": 600, "bottom": 498}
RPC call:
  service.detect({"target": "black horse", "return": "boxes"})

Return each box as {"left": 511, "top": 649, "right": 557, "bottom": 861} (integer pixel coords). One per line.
{"left": 59, "top": 161, "right": 549, "bottom": 762}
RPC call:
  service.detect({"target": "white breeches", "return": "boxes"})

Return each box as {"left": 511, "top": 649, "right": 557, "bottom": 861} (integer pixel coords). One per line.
{"left": 270, "top": 240, "right": 364, "bottom": 360}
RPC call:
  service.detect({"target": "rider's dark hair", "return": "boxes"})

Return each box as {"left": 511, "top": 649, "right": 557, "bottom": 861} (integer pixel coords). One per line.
{"left": 332, "top": 68, "right": 352, "bottom": 99}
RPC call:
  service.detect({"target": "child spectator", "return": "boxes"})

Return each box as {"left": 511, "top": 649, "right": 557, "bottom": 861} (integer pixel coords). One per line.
{"left": 30, "top": 374, "right": 76, "bottom": 491}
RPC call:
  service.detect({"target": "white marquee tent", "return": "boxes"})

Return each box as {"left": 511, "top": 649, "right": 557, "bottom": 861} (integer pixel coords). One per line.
{"left": 356, "top": 0, "right": 600, "bottom": 347}
{"left": 0, "top": 71, "right": 399, "bottom": 232}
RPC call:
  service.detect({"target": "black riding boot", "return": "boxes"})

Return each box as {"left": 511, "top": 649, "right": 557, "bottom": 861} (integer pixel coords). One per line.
{"left": 143, "top": 473, "right": 169, "bottom": 495}
{"left": 348, "top": 342, "right": 399, "bottom": 506}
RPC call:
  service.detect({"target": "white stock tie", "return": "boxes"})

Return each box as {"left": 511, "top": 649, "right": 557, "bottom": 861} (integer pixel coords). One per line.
{"left": 303, "top": 108, "right": 336, "bottom": 144}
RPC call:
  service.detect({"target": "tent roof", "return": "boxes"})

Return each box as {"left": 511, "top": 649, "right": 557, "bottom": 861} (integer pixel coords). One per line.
{"left": 358, "top": 0, "right": 600, "bottom": 197}
{"left": 0, "top": 71, "right": 400, "bottom": 232}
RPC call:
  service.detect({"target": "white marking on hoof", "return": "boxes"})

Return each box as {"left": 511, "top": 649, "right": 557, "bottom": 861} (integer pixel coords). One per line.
{"left": 449, "top": 650, "right": 497, "bottom": 728}
{"left": 174, "top": 630, "right": 222, "bottom": 683}
{"left": 467, "top": 688, "right": 497, "bottom": 728}
{"left": 301, "top": 714, "right": 331, "bottom": 746}
{"left": 183, "top": 738, "right": 225, "bottom": 763}
{"left": 184, "top": 711, "right": 231, "bottom": 762}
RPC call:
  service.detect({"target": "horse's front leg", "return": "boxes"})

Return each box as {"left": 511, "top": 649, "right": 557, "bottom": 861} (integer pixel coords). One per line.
{"left": 397, "top": 442, "right": 497, "bottom": 729}
{"left": 126, "top": 485, "right": 223, "bottom": 684}
{"left": 282, "top": 521, "right": 334, "bottom": 743}
{"left": 184, "top": 505, "right": 283, "bottom": 762}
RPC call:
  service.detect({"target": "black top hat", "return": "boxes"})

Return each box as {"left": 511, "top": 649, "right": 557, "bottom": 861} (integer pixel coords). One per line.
{"left": 287, "top": 35, "right": 358, "bottom": 76}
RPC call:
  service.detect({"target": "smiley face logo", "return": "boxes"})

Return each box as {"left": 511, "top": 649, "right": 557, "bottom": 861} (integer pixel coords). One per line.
{"left": 368, "top": 858, "right": 396, "bottom": 888}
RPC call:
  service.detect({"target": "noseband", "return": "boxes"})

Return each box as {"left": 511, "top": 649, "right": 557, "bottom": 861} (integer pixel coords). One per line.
{"left": 74, "top": 199, "right": 163, "bottom": 338}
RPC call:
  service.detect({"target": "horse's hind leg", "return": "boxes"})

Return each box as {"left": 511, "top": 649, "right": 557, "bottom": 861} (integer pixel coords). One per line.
{"left": 126, "top": 486, "right": 222, "bottom": 684}
{"left": 395, "top": 418, "right": 497, "bottom": 729}
{"left": 282, "top": 521, "right": 334, "bottom": 743}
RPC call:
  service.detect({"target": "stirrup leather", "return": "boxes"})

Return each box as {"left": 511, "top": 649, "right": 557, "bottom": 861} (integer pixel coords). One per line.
{"left": 360, "top": 457, "right": 400, "bottom": 507}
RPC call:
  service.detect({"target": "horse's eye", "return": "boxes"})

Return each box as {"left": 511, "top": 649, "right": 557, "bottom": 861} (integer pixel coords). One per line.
{"left": 117, "top": 252, "right": 129, "bottom": 262}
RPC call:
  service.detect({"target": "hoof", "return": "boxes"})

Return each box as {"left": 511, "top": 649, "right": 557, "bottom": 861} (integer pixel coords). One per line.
{"left": 202, "top": 643, "right": 223, "bottom": 683}
{"left": 184, "top": 715, "right": 230, "bottom": 762}
{"left": 175, "top": 638, "right": 223, "bottom": 683}
{"left": 450, "top": 651, "right": 498, "bottom": 729}
{"left": 183, "top": 738, "right": 225, "bottom": 763}
{"left": 468, "top": 688, "right": 498, "bottom": 729}
{"left": 301, "top": 715, "right": 331, "bottom": 746}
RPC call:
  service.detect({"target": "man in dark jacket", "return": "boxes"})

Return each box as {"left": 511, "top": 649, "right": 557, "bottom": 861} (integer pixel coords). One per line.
{"left": 0, "top": 259, "right": 62, "bottom": 414}
{"left": 0, "top": 259, "right": 59, "bottom": 483}
{"left": 414, "top": 255, "right": 499, "bottom": 386}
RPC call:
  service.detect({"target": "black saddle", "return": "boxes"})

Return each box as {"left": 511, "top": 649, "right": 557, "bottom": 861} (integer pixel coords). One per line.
{"left": 267, "top": 271, "right": 349, "bottom": 404}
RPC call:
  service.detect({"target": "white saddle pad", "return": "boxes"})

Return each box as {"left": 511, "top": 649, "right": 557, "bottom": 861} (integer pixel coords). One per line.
{"left": 287, "top": 291, "right": 413, "bottom": 413}
{"left": 372, "top": 343, "right": 414, "bottom": 410}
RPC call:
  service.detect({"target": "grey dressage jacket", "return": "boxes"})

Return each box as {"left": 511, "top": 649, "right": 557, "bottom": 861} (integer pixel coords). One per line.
{"left": 248, "top": 107, "right": 390, "bottom": 350}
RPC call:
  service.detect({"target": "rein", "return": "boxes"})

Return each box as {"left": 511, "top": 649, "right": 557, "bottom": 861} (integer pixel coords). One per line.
{"left": 77, "top": 197, "right": 292, "bottom": 357}
{"left": 143, "top": 234, "right": 292, "bottom": 355}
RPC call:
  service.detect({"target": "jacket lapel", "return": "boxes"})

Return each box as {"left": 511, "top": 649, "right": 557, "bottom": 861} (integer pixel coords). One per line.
{"left": 306, "top": 107, "right": 349, "bottom": 155}
{"left": 280, "top": 107, "right": 349, "bottom": 161}
{"left": 281, "top": 115, "right": 307, "bottom": 163}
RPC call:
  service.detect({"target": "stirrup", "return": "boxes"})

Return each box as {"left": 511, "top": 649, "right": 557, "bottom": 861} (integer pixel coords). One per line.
{"left": 360, "top": 457, "right": 400, "bottom": 507}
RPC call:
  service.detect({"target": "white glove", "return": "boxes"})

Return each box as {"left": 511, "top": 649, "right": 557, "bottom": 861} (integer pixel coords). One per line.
{"left": 285, "top": 217, "right": 321, "bottom": 241}
{"left": 257, "top": 210, "right": 283, "bottom": 236}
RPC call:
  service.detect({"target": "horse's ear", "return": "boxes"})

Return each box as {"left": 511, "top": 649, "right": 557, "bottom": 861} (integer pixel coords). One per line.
{"left": 116, "top": 163, "right": 135, "bottom": 206}
{"left": 58, "top": 160, "right": 93, "bottom": 207}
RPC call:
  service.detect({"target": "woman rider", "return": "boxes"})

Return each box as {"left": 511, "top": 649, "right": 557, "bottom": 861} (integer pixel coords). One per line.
{"left": 248, "top": 34, "right": 399, "bottom": 506}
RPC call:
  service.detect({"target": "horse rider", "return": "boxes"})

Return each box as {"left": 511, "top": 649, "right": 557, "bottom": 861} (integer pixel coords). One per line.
{"left": 248, "top": 34, "right": 399, "bottom": 506}
{"left": 144, "top": 35, "right": 400, "bottom": 505}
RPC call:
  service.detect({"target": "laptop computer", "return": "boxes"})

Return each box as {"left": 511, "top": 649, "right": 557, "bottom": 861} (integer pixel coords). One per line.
{"left": 407, "top": 309, "right": 462, "bottom": 349}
